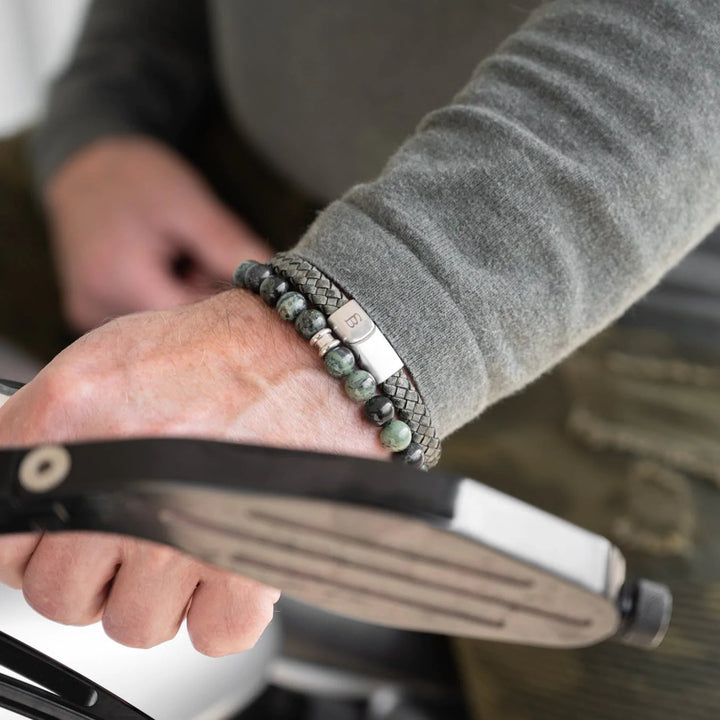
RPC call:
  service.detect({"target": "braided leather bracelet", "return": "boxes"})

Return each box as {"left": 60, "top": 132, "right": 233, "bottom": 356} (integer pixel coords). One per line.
{"left": 268, "top": 253, "right": 441, "bottom": 467}
{"left": 232, "top": 259, "right": 428, "bottom": 467}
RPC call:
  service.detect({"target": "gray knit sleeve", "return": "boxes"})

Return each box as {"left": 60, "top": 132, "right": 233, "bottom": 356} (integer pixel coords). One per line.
{"left": 295, "top": 0, "right": 720, "bottom": 438}
{"left": 33, "top": 0, "right": 213, "bottom": 188}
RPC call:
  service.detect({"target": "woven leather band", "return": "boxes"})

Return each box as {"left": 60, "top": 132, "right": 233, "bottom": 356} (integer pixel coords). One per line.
{"left": 270, "top": 252, "right": 441, "bottom": 467}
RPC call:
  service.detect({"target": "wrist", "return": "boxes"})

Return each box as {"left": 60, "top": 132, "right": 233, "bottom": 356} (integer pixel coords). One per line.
{"left": 213, "top": 290, "right": 392, "bottom": 461}
{"left": 260, "top": 254, "right": 440, "bottom": 467}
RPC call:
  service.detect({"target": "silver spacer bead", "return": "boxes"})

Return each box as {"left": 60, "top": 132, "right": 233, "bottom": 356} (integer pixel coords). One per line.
{"left": 309, "top": 328, "right": 341, "bottom": 357}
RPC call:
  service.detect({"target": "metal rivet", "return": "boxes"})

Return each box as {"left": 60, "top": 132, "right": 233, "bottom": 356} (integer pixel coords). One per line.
{"left": 18, "top": 445, "right": 72, "bottom": 493}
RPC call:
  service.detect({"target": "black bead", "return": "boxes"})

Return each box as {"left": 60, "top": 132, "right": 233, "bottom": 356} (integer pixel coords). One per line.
{"left": 259, "top": 275, "right": 291, "bottom": 306}
{"left": 232, "top": 260, "right": 258, "bottom": 288}
{"left": 246, "top": 263, "right": 273, "bottom": 292}
{"left": 295, "top": 309, "right": 327, "bottom": 339}
{"left": 364, "top": 395, "right": 394, "bottom": 426}
{"left": 393, "top": 442, "right": 425, "bottom": 468}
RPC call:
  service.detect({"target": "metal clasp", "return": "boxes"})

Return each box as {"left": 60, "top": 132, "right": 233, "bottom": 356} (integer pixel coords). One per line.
{"left": 329, "top": 300, "right": 404, "bottom": 383}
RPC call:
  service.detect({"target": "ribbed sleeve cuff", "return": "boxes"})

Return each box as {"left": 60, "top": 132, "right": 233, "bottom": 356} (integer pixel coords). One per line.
{"left": 295, "top": 199, "right": 488, "bottom": 439}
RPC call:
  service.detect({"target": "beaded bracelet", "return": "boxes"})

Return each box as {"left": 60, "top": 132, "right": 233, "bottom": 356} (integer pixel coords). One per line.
{"left": 269, "top": 253, "right": 441, "bottom": 467}
{"left": 232, "top": 258, "right": 441, "bottom": 469}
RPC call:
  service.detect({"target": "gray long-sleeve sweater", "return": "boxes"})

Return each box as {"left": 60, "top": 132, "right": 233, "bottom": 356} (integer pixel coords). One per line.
{"left": 35, "top": 0, "right": 720, "bottom": 438}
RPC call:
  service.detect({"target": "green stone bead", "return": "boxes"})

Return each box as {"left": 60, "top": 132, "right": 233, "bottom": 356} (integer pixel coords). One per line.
{"left": 260, "top": 275, "right": 290, "bottom": 306}
{"left": 324, "top": 346, "right": 355, "bottom": 378}
{"left": 295, "top": 309, "right": 327, "bottom": 339}
{"left": 232, "top": 260, "right": 258, "bottom": 288}
{"left": 245, "top": 263, "right": 272, "bottom": 292}
{"left": 380, "top": 420, "right": 413, "bottom": 452}
{"left": 344, "top": 370, "right": 376, "bottom": 402}
{"left": 277, "top": 292, "right": 307, "bottom": 321}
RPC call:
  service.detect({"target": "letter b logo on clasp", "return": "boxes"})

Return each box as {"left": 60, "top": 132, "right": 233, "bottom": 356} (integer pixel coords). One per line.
{"left": 345, "top": 313, "right": 363, "bottom": 329}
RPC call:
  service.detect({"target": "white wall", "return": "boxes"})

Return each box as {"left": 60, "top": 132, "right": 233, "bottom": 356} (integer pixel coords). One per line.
{"left": 0, "top": 0, "right": 89, "bottom": 137}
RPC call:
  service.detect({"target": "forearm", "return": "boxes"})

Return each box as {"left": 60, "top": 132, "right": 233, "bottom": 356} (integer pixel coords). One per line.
{"left": 34, "top": 0, "right": 214, "bottom": 188}
{"left": 295, "top": 0, "right": 720, "bottom": 437}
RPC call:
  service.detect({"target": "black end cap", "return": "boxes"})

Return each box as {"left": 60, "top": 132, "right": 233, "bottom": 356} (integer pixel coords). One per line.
{"left": 616, "top": 579, "right": 673, "bottom": 649}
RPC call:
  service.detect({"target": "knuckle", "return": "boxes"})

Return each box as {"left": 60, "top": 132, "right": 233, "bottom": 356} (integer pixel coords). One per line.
{"left": 21, "top": 534, "right": 126, "bottom": 627}
{"left": 0, "top": 574, "right": 23, "bottom": 591}
{"left": 222, "top": 612, "right": 268, "bottom": 654}
{"left": 36, "top": 364, "right": 105, "bottom": 432}
{"left": 125, "top": 542, "right": 194, "bottom": 581}
{"left": 36, "top": 366, "right": 86, "bottom": 421}
{"left": 102, "top": 612, "right": 175, "bottom": 650}
{"left": 22, "top": 574, "right": 97, "bottom": 626}
{"left": 189, "top": 634, "right": 229, "bottom": 658}
{"left": 37, "top": 368, "right": 74, "bottom": 411}
{"left": 23, "top": 581, "right": 67, "bottom": 623}
{"left": 0, "top": 535, "right": 37, "bottom": 573}
{"left": 190, "top": 624, "right": 264, "bottom": 658}
{"left": 190, "top": 587, "right": 276, "bottom": 657}
{"left": 143, "top": 544, "right": 182, "bottom": 572}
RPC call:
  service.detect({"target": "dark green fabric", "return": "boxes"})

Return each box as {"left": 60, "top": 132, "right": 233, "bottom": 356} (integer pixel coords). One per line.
{"left": 442, "top": 328, "right": 720, "bottom": 719}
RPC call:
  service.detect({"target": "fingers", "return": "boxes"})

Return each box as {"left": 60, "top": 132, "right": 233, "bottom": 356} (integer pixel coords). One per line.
{"left": 102, "top": 543, "right": 199, "bottom": 648}
{"left": 21, "top": 534, "right": 195, "bottom": 644}
{"left": 15, "top": 531, "right": 278, "bottom": 655}
{"left": 127, "top": 254, "right": 203, "bottom": 311}
{"left": 199, "top": 221, "right": 273, "bottom": 280}
{"left": 187, "top": 569, "right": 280, "bottom": 657}
{"left": 179, "top": 202, "right": 273, "bottom": 281}
{"left": 59, "top": 234, "right": 199, "bottom": 330}
{"left": 23, "top": 533, "right": 122, "bottom": 625}
{"left": 0, "top": 534, "right": 41, "bottom": 589}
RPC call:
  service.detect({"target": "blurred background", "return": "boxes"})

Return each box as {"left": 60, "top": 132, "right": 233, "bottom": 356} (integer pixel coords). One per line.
{"left": 0, "top": 0, "right": 88, "bottom": 138}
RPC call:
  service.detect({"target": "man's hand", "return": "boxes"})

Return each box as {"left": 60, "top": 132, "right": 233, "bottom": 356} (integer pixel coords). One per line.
{"left": 0, "top": 291, "right": 389, "bottom": 654}
{"left": 46, "top": 136, "right": 273, "bottom": 331}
